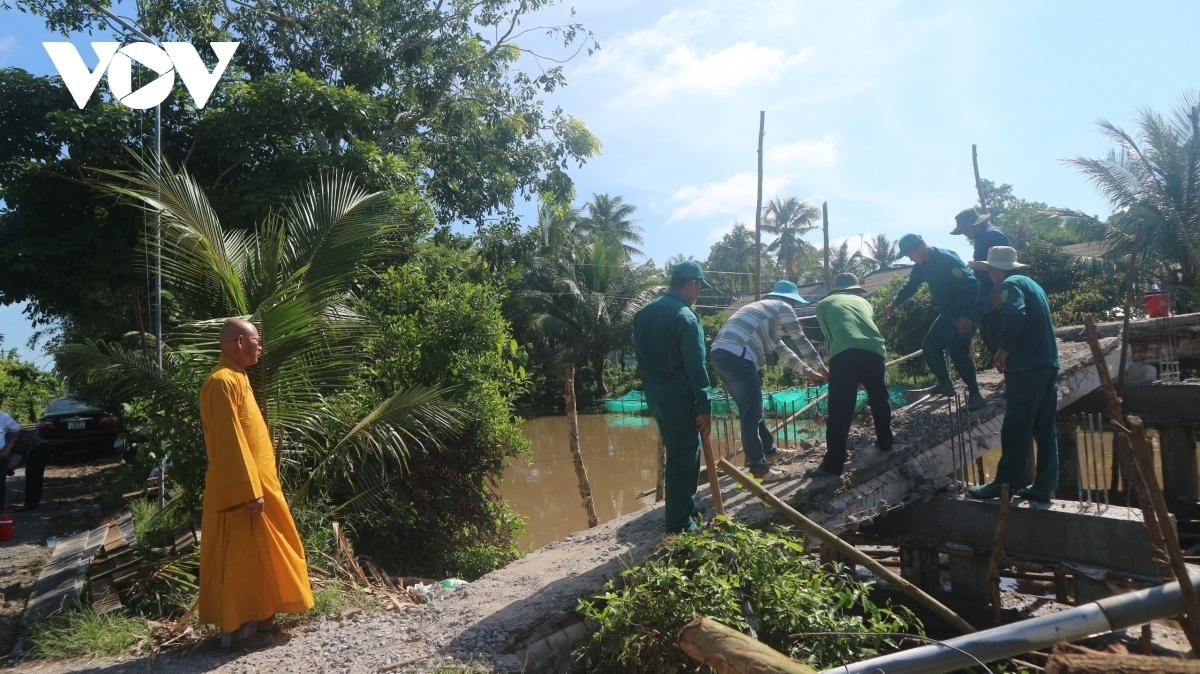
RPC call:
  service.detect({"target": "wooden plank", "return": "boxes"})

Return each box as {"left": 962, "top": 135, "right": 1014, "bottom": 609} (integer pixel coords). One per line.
{"left": 22, "top": 524, "right": 109, "bottom": 625}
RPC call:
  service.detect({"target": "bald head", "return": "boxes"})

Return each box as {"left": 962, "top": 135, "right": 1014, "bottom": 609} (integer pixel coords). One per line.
{"left": 219, "top": 318, "right": 261, "bottom": 368}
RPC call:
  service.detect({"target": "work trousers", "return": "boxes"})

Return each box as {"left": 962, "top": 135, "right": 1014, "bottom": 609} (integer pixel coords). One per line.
{"left": 1, "top": 440, "right": 49, "bottom": 509}
{"left": 991, "top": 366, "right": 1059, "bottom": 498}
{"left": 923, "top": 311, "right": 981, "bottom": 394}
{"left": 820, "top": 349, "right": 893, "bottom": 474}
{"left": 711, "top": 348, "right": 776, "bottom": 471}
{"left": 649, "top": 400, "right": 702, "bottom": 534}
{"left": 980, "top": 309, "right": 1002, "bottom": 355}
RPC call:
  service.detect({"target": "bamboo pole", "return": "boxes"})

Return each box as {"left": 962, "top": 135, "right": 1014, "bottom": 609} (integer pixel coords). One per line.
{"left": 678, "top": 617, "right": 816, "bottom": 674}
{"left": 972, "top": 144, "right": 989, "bottom": 212}
{"left": 702, "top": 431, "right": 725, "bottom": 518}
{"left": 769, "top": 350, "right": 923, "bottom": 434}
{"left": 755, "top": 111, "right": 765, "bottom": 302}
{"left": 565, "top": 364, "right": 599, "bottom": 528}
{"left": 987, "top": 484, "right": 1012, "bottom": 626}
{"left": 716, "top": 457, "right": 976, "bottom": 634}
{"left": 1127, "top": 415, "right": 1200, "bottom": 647}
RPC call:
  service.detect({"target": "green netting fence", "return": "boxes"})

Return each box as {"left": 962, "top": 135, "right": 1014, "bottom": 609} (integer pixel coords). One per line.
{"left": 604, "top": 385, "right": 910, "bottom": 419}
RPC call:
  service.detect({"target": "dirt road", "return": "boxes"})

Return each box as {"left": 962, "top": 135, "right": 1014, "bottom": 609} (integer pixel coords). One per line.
{"left": 1, "top": 458, "right": 124, "bottom": 657}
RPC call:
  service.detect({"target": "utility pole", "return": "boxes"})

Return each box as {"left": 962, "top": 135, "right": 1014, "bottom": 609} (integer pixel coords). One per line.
{"left": 754, "top": 111, "right": 765, "bottom": 301}
{"left": 822, "top": 202, "right": 832, "bottom": 292}
{"left": 972, "top": 144, "right": 988, "bottom": 213}
{"left": 95, "top": 5, "right": 161, "bottom": 370}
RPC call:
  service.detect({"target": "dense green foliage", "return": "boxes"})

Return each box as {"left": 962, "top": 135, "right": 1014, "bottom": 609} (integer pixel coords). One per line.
{"left": 357, "top": 249, "right": 531, "bottom": 578}
{"left": 0, "top": 349, "right": 60, "bottom": 422}
{"left": 575, "top": 520, "right": 920, "bottom": 673}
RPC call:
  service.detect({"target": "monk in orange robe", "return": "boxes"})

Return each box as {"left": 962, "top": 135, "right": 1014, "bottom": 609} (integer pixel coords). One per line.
{"left": 199, "top": 318, "right": 314, "bottom": 649}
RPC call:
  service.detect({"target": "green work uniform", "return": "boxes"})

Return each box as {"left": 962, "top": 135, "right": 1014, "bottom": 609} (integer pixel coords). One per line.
{"left": 987, "top": 275, "right": 1061, "bottom": 499}
{"left": 893, "top": 246, "right": 982, "bottom": 393}
{"left": 633, "top": 290, "right": 711, "bottom": 534}
{"left": 815, "top": 293, "right": 887, "bottom": 360}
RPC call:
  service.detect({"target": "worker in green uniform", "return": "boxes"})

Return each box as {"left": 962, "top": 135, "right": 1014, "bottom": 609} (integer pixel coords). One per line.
{"left": 633, "top": 261, "right": 713, "bottom": 533}
{"left": 967, "top": 247, "right": 1060, "bottom": 503}
{"left": 883, "top": 233, "right": 986, "bottom": 411}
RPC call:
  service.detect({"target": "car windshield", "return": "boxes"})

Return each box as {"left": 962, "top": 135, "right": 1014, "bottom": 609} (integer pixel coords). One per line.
{"left": 43, "top": 398, "right": 105, "bottom": 416}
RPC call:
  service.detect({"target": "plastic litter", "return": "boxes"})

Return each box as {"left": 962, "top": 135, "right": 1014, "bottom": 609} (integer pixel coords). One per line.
{"left": 409, "top": 578, "right": 469, "bottom": 603}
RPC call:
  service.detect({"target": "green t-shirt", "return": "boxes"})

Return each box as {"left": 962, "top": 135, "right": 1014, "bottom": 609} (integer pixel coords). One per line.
{"left": 815, "top": 293, "right": 887, "bottom": 361}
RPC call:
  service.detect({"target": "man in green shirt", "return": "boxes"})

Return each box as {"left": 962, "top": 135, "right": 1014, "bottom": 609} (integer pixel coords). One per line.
{"left": 967, "top": 247, "right": 1060, "bottom": 503}
{"left": 807, "top": 273, "right": 893, "bottom": 477}
{"left": 883, "top": 233, "right": 985, "bottom": 411}
{"left": 634, "top": 261, "right": 713, "bottom": 533}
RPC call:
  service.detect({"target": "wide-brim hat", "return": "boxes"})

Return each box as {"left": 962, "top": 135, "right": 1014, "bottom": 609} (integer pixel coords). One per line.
{"left": 763, "top": 280, "right": 808, "bottom": 305}
{"left": 829, "top": 272, "right": 869, "bottom": 295}
{"left": 951, "top": 207, "right": 991, "bottom": 235}
{"left": 971, "top": 245, "right": 1028, "bottom": 271}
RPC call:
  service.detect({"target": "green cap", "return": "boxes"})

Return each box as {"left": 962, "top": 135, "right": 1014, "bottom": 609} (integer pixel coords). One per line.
{"left": 671, "top": 260, "right": 713, "bottom": 289}
{"left": 830, "top": 272, "right": 869, "bottom": 295}
{"left": 950, "top": 207, "right": 990, "bottom": 235}
{"left": 898, "top": 233, "right": 925, "bottom": 257}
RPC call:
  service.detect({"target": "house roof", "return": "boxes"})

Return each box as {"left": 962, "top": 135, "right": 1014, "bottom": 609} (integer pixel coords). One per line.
{"left": 1060, "top": 241, "right": 1111, "bottom": 258}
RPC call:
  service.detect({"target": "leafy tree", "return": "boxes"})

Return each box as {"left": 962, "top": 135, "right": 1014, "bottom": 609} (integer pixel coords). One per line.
{"left": 1059, "top": 91, "right": 1200, "bottom": 310}
{"left": 862, "top": 234, "right": 898, "bottom": 271}
{"left": 829, "top": 240, "right": 868, "bottom": 276}
{"left": 705, "top": 223, "right": 767, "bottom": 297}
{"left": 0, "top": 350, "right": 61, "bottom": 423}
{"left": 978, "top": 180, "right": 1075, "bottom": 248}
{"left": 762, "top": 196, "right": 819, "bottom": 281}
{"left": 579, "top": 193, "right": 644, "bottom": 260}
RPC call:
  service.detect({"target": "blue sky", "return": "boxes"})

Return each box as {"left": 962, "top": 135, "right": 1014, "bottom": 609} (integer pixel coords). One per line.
{"left": 2, "top": 0, "right": 1199, "bottom": 367}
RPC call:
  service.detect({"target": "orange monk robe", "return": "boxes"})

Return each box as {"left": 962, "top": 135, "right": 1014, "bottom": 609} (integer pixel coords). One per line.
{"left": 198, "top": 355, "right": 313, "bottom": 632}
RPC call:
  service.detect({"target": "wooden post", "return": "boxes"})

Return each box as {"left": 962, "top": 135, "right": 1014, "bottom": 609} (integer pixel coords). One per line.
{"left": 702, "top": 432, "right": 725, "bottom": 518}
{"left": 1127, "top": 415, "right": 1200, "bottom": 647}
{"left": 678, "top": 617, "right": 816, "bottom": 674}
{"left": 717, "top": 457, "right": 976, "bottom": 634}
{"left": 565, "top": 364, "right": 599, "bottom": 528}
{"left": 987, "top": 484, "right": 1012, "bottom": 626}
{"left": 822, "top": 201, "right": 832, "bottom": 292}
{"left": 754, "top": 111, "right": 765, "bottom": 302}
{"left": 972, "top": 144, "right": 988, "bottom": 211}
{"left": 655, "top": 438, "right": 666, "bottom": 503}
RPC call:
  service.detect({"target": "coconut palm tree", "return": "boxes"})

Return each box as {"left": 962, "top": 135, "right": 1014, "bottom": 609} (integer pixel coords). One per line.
{"left": 579, "top": 193, "right": 644, "bottom": 260}
{"left": 762, "top": 196, "right": 820, "bottom": 281}
{"left": 1061, "top": 92, "right": 1200, "bottom": 308}
{"left": 56, "top": 163, "right": 461, "bottom": 514}
{"left": 706, "top": 223, "right": 761, "bottom": 296}
{"left": 829, "top": 241, "right": 868, "bottom": 277}
{"left": 863, "top": 234, "right": 898, "bottom": 271}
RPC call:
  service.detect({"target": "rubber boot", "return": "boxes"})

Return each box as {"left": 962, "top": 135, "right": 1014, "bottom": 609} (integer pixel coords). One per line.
{"left": 966, "top": 391, "right": 987, "bottom": 412}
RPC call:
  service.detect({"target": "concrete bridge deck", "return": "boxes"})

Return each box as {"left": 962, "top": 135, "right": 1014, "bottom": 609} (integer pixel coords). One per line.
{"left": 425, "top": 317, "right": 1200, "bottom": 671}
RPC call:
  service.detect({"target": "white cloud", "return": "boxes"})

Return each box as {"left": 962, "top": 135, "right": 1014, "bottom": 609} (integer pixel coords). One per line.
{"left": 766, "top": 136, "right": 838, "bottom": 171}
{"left": 668, "top": 171, "right": 788, "bottom": 223}
{"left": 587, "top": 9, "right": 814, "bottom": 107}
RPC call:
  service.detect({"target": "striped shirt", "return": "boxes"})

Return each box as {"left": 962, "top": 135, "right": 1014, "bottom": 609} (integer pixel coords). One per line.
{"left": 711, "top": 299, "right": 826, "bottom": 374}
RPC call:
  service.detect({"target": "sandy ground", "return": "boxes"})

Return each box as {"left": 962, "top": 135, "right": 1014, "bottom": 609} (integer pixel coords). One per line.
{"left": 2, "top": 457, "right": 125, "bottom": 658}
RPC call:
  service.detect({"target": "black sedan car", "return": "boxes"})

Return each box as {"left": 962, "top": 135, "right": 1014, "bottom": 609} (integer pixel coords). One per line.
{"left": 36, "top": 397, "right": 121, "bottom": 453}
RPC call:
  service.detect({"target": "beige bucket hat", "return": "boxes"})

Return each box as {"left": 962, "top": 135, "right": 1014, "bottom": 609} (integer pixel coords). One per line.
{"left": 971, "top": 245, "right": 1028, "bottom": 271}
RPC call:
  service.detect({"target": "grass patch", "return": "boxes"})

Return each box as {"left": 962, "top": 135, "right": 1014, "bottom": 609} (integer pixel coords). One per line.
{"left": 575, "top": 519, "right": 921, "bottom": 673}
{"left": 129, "top": 492, "right": 191, "bottom": 550}
{"left": 276, "top": 585, "right": 381, "bottom": 628}
{"left": 27, "top": 609, "right": 151, "bottom": 660}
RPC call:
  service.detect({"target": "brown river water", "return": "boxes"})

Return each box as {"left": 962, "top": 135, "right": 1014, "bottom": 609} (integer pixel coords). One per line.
{"left": 499, "top": 414, "right": 1168, "bottom": 551}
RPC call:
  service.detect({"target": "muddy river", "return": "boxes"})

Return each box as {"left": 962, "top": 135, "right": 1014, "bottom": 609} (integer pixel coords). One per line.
{"left": 500, "top": 414, "right": 1166, "bottom": 551}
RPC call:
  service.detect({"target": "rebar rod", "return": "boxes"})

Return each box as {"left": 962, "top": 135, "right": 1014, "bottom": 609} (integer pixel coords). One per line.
{"left": 1101, "top": 417, "right": 1111, "bottom": 507}
{"left": 1072, "top": 415, "right": 1083, "bottom": 504}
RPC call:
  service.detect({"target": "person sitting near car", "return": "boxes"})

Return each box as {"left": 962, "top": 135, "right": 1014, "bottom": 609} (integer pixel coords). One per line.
{"left": 710, "top": 280, "right": 828, "bottom": 482}
{"left": 1, "top": 410, "right": 23, "bottom": 509}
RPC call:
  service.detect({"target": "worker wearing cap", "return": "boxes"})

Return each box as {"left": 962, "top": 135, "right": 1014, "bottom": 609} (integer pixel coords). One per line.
{"left": 634, "top": 261, "right": 713, "bottom": 533}
{"left": 950, "top": 207, "right": 1011, "bottom": 355}
{"left": 968, "top": 247, "right": 1059, "bottom": 503}
{"left": 883, "top": 233, "right": 986, "bottom": 411}
{"left": 710, "top": 280, "right": 828, "bottom": 482}
{"left": 807, "top": 273, "right": 893, "bottom": 478}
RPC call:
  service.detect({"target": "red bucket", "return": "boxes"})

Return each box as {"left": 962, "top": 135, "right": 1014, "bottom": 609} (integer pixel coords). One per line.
{"left": 1145, "top": 291, "right": 1172, "bottom": 318}
{"left": 0, "top": 510, "right": 13, "bottom": 542}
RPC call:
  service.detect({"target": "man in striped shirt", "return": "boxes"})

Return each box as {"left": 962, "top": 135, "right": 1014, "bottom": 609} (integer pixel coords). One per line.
{"left": 710, "top": 281, "right": 828, "bottom": 481}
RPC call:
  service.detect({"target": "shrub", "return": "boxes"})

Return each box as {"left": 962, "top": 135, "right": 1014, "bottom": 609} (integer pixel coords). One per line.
{"left": 575, "top": 519, "right": 920, "bottom": 672}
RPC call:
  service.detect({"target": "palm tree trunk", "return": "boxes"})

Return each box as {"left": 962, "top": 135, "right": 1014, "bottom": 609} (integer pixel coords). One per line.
{"left": 594, "top": 353, "right": 608, "bottom": 400}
